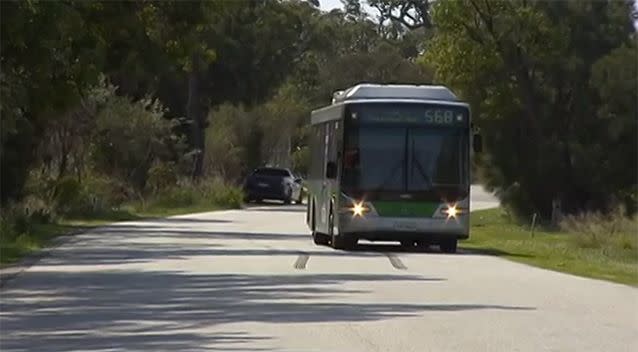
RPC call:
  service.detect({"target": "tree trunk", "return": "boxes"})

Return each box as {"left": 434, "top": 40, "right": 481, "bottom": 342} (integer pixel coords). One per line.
{"left": 57, "top": 127, "right": 69, "bottom": 180}
{"left": 58, "top": 152, "right": 68, "bottom": 180}
{"left": 187, "top": 54, "right": 206, "bottom": 179}
{"left": 551, "top": 197, "right": 563, "bottom": 227}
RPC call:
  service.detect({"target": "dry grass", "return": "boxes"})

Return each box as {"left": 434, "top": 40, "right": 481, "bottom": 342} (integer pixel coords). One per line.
{"left": 467, "top": 208, "right": 638, "bottom": 286}
{"left": 560, "top": 209, "right": 638, "bottom": 262}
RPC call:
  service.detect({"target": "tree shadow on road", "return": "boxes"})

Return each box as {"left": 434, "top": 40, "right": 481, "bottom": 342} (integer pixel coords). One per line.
{"left": 90, "top": 226, "right": 310, "bottom": 241}
{"left": 0, "top": 270, "right": 534, "bottom": 352}
{"left": 142, "top": 217, "right": 234, "bottom": 224}
{"left": 39, "top": 227, "right": 323, "bottom": 266}
{"left": 39, "top": 237, "right": 431, "bottom": 267}
{"left": 38, "top": 225, "right": 532, "bottom": 267}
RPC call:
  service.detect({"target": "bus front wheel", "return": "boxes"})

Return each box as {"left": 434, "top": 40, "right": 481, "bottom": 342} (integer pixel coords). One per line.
{"left": 313, "top": 232, "right": 330, "bottom": 246}
{"left": 330, "top": 211, "right": 356, "bottom": 250}
{"left": 440, "top": 239, "right": 458, "bottom": 254}
{"left": 311, "top": 205, "right": 330, "bottom": 246}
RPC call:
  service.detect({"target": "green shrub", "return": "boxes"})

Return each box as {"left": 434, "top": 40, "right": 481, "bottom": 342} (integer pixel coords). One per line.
{"left": 81, "top": 176, "right": 130, "bottom": 210}
{"left": 152, "top": 185, "right": 197, "bottom": 208}
{"left": 147, "top": 162, "right": 178, "bottom": 194}
{"left": 0, "top": 209, "right": 21, "bottom": 241}
{"left": 202, "top": 178, "right": 243, "bottom": 209}
{"left": 21, "top": 195, "right": 54, "bottom": 222}
{"left": 0, "top": 203, "right": 52, "bottom": 242}
{"left": 560, "top": 209, "right": 638, "bottom": 260}
{"left": 91, "top": 95, "right": 180, "bottom": 193}
{"left": 23, "top": 172, "right": 55, "bottom": 202}
{"left": 52, "top": 177, "right": 81, "bottom": 208}
{"left": 145, "top": 177, "right": 243, "bottom": 210}
{"left": 21, "top": 172, "right": 130, "bottom": 219}
{"left": 291, "top": 146, "right": 310, "bottom": 177}
{"left": 50, "top": 176, "right": 85, "bottom": 215}
{"left": 23, "top": 174, "right": 91, "bottom": 218}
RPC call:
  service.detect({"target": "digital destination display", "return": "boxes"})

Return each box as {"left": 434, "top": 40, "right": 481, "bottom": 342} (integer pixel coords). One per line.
{"left": 349, "top": 104, "right": 468, "bottom": 127}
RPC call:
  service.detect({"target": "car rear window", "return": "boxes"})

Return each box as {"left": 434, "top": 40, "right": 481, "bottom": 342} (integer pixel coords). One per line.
{"left": 254, "top": 168, "right": 290, "bottom": 177}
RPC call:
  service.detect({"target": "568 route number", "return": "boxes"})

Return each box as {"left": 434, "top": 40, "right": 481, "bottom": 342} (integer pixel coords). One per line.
{"left": 424, "top": 109, "right": 459, "bottom": 125}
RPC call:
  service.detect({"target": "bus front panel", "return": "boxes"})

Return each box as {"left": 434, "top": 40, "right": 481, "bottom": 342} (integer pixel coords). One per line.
{"left": 337, "top": 101, "right": 471, "bottom": 240}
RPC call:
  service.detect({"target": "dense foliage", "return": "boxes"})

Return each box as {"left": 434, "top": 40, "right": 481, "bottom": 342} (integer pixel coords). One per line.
{"left": 1, "top": 0, "right": 636, "bottom": 223}
{"left": 422, "top": 0, "right": 637, "bottom": 219}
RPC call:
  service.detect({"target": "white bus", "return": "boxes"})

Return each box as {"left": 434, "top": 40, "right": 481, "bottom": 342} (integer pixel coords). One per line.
{"left": 305, "top": 84, "right": 482, "bottom": 252}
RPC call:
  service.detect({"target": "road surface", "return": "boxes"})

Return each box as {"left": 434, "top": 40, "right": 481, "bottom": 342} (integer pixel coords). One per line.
{"left": 1, "top": 186, "right": 637, "bottom": 351}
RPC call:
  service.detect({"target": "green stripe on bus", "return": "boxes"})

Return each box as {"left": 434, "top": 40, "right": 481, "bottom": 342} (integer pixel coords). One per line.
{"left": 372, "top": 201, "right": 440, "bottom": 218}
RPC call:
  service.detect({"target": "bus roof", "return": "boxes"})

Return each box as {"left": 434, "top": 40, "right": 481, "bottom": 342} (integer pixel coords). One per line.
{"left": 331, "top": 84, "right": 459, "bottom": 104}
{"left": 310, "top": 98, "right": 470, "bottom": 125}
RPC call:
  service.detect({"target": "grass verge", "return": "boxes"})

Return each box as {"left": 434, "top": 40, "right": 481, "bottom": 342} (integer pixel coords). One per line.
{"left": 465, "top": 208, "right": 638, "bottom": 286}
{"left": 0, "top": 222, "right": 81, "bottom": 266}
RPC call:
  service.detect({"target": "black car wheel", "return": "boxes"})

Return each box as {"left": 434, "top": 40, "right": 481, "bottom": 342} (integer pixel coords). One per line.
{"left": 283, "top": 187, "right": 292, "bottom": 205}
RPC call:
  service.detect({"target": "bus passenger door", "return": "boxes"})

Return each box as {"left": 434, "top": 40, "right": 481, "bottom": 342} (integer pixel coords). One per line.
{"left": 321, "top": 121, "right": 339, "bottom": 234}
{"left": 319, "top": 123, "right": 329, "bottom": 231}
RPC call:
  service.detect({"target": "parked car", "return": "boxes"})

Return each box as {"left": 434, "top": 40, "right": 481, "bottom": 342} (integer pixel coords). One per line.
{"left": 243, "top": 167, "right": 303, "bottom": 204}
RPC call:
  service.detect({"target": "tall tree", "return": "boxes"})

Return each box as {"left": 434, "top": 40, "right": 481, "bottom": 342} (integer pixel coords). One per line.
{"left": 140, "top": 0, "right": 316, "bottom": 178}
{"left": 0, "top": 1, "right": 105, "bottom": 203}
{"left": 140, "top": 0, "right": 221, "bottom": 178}
{"left": 368, "top": 0, "right": 431, "bottom": 30}
{"left": 423, "top": 0, "right": 636, "bottom": 218}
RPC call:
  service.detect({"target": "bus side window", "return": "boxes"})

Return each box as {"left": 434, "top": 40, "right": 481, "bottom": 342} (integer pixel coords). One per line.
{"left": 312, "top": 124, "right": 324, "bottom": 180}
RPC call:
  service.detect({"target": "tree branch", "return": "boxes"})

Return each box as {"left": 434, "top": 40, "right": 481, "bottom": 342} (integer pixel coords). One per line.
{"left": 468, "top": 0, "right": 541, "bottom": 138}
{"left": 459, "top": 21, "right": 485, "bottom": 45}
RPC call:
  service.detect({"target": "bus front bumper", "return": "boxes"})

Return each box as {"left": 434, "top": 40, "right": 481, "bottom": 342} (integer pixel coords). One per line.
{"left": 338, "top": 214, "right": 469, "bottom": 241}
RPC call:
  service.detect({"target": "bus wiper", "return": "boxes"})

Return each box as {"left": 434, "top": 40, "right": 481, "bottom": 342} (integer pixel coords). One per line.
{"left": 411, "top": 139, "right": 433, "bottom": 189}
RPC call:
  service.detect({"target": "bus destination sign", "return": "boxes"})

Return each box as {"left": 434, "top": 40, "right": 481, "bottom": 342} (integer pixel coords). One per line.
{"left": 352, "top": 105, "right": 468, "bottom": 127}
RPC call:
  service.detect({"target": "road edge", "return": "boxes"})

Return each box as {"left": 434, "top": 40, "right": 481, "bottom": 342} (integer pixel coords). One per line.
{"left": 0, "top": 229, "right": 87, "bottom": 288}
{"left": 0, "top": 207, "right": 241, "bottom": 289}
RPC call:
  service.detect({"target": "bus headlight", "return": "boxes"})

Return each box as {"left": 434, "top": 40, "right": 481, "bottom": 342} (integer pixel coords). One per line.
{"left": 443, "top": 204, "right": 463, "bottom": 219}
{"left": 349, "top": 201, "right": 368, "bottom": 217}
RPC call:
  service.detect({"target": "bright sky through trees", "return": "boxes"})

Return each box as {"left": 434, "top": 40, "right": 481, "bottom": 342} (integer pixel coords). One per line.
{"left": 319, "top": 0, "right": 343, "bottom": 11}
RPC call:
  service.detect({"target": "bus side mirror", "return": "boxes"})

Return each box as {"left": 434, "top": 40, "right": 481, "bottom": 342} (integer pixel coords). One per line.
{"left": 473, "top": 133, "right": 483, "bottom": 153}
{"left": 326, "top": 161, "right": 337, "bottom": 179}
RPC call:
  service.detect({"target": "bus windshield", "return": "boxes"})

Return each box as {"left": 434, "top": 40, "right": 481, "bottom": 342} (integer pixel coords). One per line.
{"left": 341, "top": 103, "right": 469, "bottom": 194}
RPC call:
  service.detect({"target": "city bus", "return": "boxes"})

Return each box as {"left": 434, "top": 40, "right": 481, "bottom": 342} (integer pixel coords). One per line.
{"left": 305, "top": 84, "right": 482, "bottom": 252}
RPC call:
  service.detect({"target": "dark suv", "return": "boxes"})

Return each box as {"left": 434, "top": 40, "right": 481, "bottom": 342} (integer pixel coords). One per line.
{"left": 243, "top": 167, "right": 303, "bottom": 204}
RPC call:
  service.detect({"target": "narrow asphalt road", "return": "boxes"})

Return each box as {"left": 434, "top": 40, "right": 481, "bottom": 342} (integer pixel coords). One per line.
{"left": 1, "top": 186, "right": 637, "bottom": 351}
